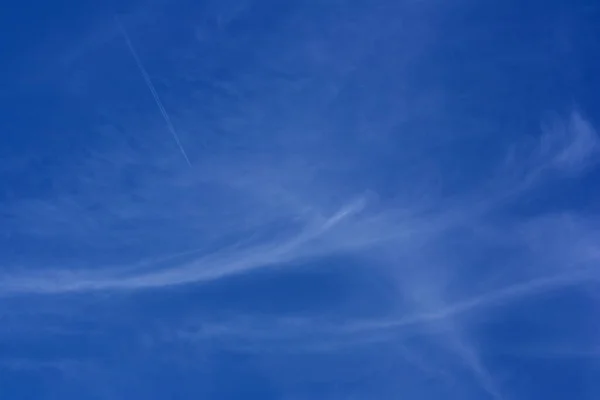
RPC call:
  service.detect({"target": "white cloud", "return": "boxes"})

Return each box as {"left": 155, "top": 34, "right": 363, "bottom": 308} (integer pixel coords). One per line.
{"left": 548, "top": 111, "right": 599, "bottom": 173}
{"left": 2, "top": 111, "right": 599, "bottom": 302}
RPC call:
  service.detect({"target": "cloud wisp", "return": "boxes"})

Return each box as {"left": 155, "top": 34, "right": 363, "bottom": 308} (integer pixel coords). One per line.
{"left": 1, "top": 111, "right": 598, "bottom": 302}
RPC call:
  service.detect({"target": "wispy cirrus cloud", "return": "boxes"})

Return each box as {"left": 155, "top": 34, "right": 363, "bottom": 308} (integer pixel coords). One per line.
{"left": 2, "top": 2, "right": 600, "bottom": 397}
{"left": 1, "top": 111, "right": 598, "bottom": 299}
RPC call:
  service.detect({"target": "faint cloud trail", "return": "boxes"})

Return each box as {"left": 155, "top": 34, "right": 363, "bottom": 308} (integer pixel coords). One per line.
{"left": 115, "top": 16, "right": 192, "bottom": 166}
{"left": 343, "top": 267, "right": 600, "bottom": 334}
{"left": 0, "top": 198, "right": 368, "bottom": 295}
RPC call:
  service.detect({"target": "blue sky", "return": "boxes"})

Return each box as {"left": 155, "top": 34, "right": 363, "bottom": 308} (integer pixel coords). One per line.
{"left": 1, "top": 0, "right": 599, "bottom": 399}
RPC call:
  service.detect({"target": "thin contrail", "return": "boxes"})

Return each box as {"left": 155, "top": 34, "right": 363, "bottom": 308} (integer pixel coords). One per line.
{"left": 115, "top": 16, "right": 192, "bottom": 166}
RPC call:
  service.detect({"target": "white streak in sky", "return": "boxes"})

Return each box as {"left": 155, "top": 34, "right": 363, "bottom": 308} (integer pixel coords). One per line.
{"left": 343, "top": 267, "right": 600, "bottom": 333}
{"left": 115, "top": 16, "right": 192, "bottom": 166}
{"left": 0, "top": 197, "right": 368, "bottom": 295}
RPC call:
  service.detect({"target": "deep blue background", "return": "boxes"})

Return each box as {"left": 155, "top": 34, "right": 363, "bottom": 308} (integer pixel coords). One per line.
{"left": 1, "top": 0, "right": 599, "bottom": 399}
